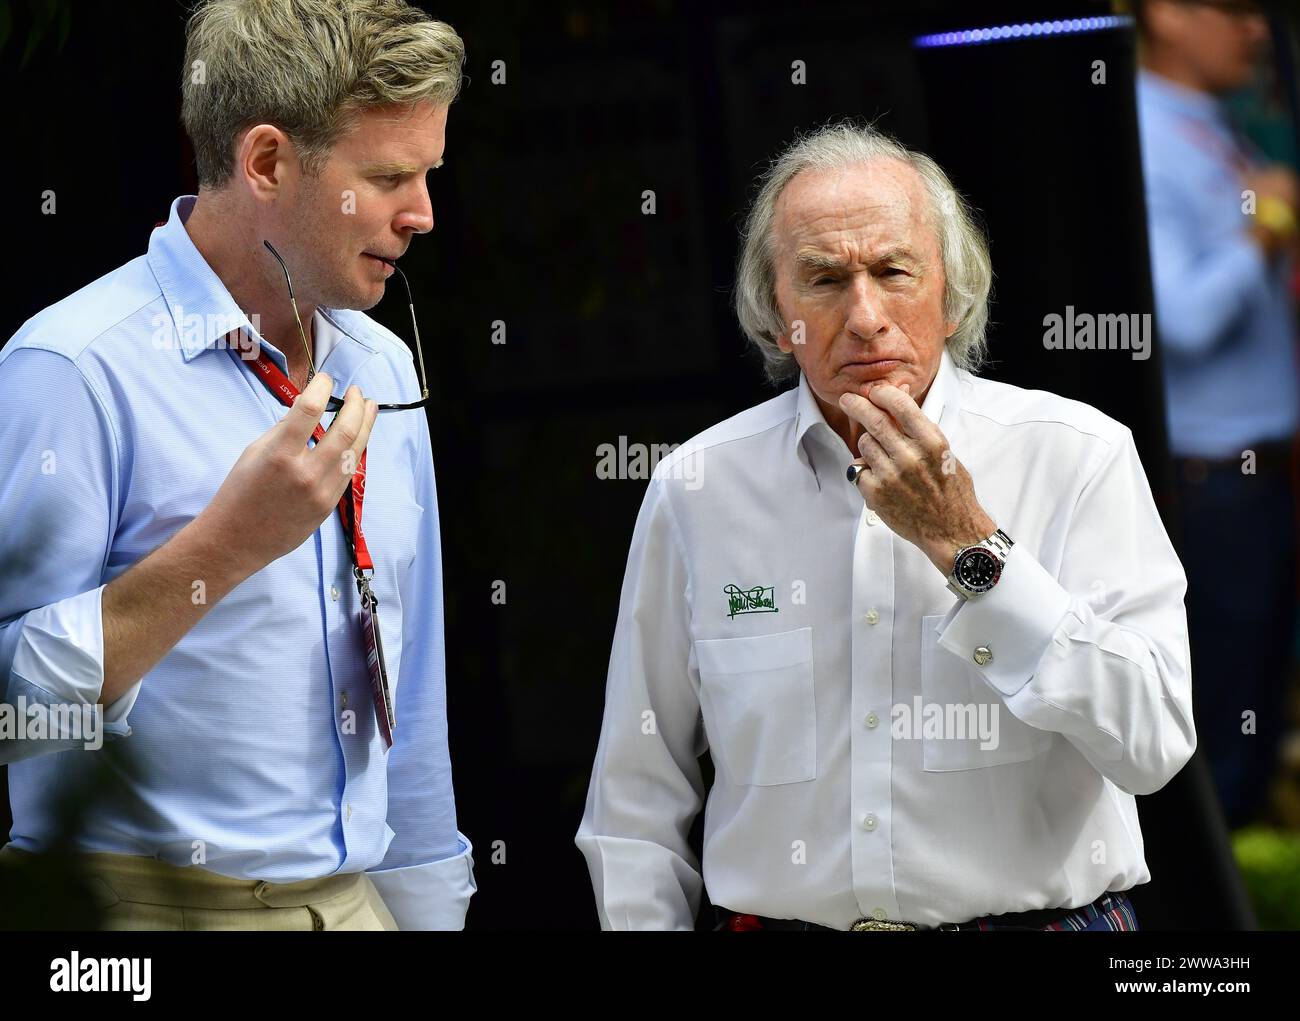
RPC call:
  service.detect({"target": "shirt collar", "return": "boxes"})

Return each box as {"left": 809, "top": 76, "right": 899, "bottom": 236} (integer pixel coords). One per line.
{"left": 793, "top": 343, "right": 959, "bottom": 475}
{"left": 146, "top": 195, "right": 380, "bottom": 363}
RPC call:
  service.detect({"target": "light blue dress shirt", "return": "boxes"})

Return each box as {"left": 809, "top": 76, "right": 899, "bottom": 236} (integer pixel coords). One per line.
{"left": 1135, "top": 68, "right": 1299, "bottom": 457}
{"left": 0, "top": 195, "right": 474, "bottom": 928}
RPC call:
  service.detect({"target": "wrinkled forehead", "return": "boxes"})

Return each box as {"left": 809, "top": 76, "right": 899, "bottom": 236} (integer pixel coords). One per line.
{"left": 773, "top": 158, "right": 938, "bottom": 259}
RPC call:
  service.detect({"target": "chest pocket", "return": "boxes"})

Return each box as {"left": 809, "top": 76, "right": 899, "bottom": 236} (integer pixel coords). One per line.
{"left": 919, "top": 614, "right": 1052, "bottom": 771}
{"left": 695, "top": 627, "right": 816, "bottom": 786}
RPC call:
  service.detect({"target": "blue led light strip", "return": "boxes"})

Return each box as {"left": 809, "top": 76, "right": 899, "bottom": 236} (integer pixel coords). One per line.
{"left": 914, "top": 15, "right": 1132, "bottom": 48}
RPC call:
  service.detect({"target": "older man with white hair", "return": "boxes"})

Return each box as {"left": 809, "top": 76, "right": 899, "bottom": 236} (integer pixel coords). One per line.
{"left": 576, "top": 122, "right": 1195, "bottom": 932}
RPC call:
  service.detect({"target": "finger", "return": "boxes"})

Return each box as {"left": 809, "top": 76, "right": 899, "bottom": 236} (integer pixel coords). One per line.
{"left": 839, "top": 390, "right": 872, "bottom": 426}
{"left": 327, "top": 393, "right": 377, "bottom": 494}
{"left": 346, "top": 398, "right": 379, "bottom": 474}
{"left": 865, "top": 383, "right": 930, "bottom": 441}
{"left": 848, "top": 418, "right": 866, "bottom": 455}
{"left": 840, "top": 391, "right": 910, "bottom": 461}
{"left": 312, "top": 384, "right": 367, "bottom": 474}
{"left": 277, "top": 371, "right": 334, "bottom": 451}
{"left": 856, "top": 425, "right": 889, "bottom": 472}
{"left": 846, "top": 458, "right": 872, "bottom": 491}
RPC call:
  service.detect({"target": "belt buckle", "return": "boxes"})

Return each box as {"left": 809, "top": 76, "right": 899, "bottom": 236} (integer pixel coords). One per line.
{"left": 849, "top": 917, "right": 918, "bottom": 931}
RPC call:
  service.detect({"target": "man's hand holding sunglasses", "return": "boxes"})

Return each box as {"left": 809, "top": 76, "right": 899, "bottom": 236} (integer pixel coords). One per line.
{"left": 200, "top": 372, "right": 378, "bottom": 575}
{"left": 100, "top": 375, "right": 376, "bottom": 703}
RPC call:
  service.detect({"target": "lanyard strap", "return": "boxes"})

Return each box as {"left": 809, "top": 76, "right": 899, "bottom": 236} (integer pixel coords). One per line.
{"left": 244, "top": 348, "right": 374, "bottom": 574}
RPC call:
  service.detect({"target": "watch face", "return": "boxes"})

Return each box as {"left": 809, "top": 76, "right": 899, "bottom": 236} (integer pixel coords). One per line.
{"left": 956, "top": 549, "right": 1001, "bottom": 592}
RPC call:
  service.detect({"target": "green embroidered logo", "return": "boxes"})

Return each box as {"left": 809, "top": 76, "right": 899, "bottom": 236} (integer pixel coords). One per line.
{"left": 724, "top": 584, "right": 779, "bottom": 619}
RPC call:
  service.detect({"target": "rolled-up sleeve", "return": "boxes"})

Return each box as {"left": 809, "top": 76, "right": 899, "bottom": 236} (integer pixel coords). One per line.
{"left": 935, "top": 427, "right": 1195, "bottom": 797}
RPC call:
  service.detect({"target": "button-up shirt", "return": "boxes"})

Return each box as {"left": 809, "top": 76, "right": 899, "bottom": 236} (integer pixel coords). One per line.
{"left": 575, "top": 346, "right": 1195, "bottom": 930}
{"left": 1136, "top": 68, "right": 1299, "bottom": 457}
{"left": 0, "top": 195, "right": 474, "bottom": 929}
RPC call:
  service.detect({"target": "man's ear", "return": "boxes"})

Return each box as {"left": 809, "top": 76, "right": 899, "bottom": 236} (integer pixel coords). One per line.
{"left": 240, "top": 124, "right": 291, "bottom": 201}
{"left": 944, "top": 320, "right": 958, "bottom": 338}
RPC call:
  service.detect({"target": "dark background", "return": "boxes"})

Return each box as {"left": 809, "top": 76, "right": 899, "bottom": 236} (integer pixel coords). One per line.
{"left": 0, "top": 0, "right": 1257, "bottom": 928}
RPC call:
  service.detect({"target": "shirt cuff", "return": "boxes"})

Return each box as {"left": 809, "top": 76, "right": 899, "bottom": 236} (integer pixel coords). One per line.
{"left": 934, "top": 544, "right": 1071, "bottom": 697}
{"left": 12, "top": 585, "right": 142, "bottom": 735}
{"left": 366, "top": 831, "right": 477, "bottom": 930}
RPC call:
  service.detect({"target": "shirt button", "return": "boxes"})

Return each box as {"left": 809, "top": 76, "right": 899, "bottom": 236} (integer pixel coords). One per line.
{"left": 864, "top": 608, "right": 880, "bottom": 625}
{"left": 973, "top": 646, "right": 993, "bottom": 666}
{"left": 330, "top": 585, "right": 340, "bottom": 602}
{"left": 872, "top": 907, "right": 888, "bottom": 921}
{"left": 345, "top": 803, "right": 353, "bottom": 821}
{"left": 864, "top": 712, "right": 879, "bottom": 729}
{"left": 866, "top": 510, "right": 881, "bottom": 525}
{"left": 861, "top": 813, "right": 878, "bottom": 832}
{"left": 340, "top": 690, "right": 349, "bottom": 710}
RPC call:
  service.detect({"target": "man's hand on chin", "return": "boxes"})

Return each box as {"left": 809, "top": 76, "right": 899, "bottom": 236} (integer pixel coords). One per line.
{"left": 840, "top": 381, "right": 996, "bottom": 576}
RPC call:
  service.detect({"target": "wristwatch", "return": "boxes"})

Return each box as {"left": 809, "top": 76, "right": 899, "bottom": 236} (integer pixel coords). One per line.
{"left": 945, "top": 527, "right": 1014, "bottom": 601}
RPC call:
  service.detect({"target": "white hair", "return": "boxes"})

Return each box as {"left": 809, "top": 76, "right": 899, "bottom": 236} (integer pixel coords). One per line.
{"left": 734, "top": 120, "right": 993, "bottom": 383}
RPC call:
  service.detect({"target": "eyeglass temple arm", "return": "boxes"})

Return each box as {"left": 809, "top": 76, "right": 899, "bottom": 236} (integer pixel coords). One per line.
{"left": 387, "top": 260, "right": 430, "bottom": 401}
{"left": 263, "top": 240, "right": 318, "bottom": 383}
{"left": 265, "top": 239, "right": 428, "bottom": 402}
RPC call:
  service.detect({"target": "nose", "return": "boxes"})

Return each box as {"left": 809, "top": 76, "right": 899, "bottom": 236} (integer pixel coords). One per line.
{"left": 395, "top": 179, "right": 435, "bottom": 235}
{"left": 845, "top": 273, "right": 889, "bottom": 344}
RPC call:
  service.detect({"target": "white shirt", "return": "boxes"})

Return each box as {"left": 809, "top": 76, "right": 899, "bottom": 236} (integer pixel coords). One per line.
{"left": 575, "top": 345, "right": 1195, "bottom": 930}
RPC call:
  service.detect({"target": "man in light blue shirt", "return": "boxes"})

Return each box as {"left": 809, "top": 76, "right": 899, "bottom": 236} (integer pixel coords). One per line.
{"left": 1135, "top": 14, "right": 1298, "bottom": 458}
{"left": 1133, "top": 0, "right": 1299, "bottom": 828}
{"left": 0, "top": 0, "right": 474, "bottom": 929}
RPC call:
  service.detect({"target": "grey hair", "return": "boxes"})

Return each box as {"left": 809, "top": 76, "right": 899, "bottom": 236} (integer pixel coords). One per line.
{"left": 181, "top": 0, "right": 466, "bottom": 189}
{"left": 734, "top": 120, "right": 993, "bottom": 383}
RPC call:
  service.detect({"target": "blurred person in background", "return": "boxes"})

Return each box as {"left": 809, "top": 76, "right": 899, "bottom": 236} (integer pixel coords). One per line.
{"left": 1134, "top": 0, "right": 1300, "bottom": 828}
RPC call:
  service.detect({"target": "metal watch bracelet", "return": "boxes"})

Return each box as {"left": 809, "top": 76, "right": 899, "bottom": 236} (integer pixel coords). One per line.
{"left": 946, "top": 527, "right": 1014, "bottom": 600}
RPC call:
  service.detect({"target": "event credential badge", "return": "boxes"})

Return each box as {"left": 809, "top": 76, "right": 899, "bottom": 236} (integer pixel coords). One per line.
{"left": 359, "top": 580, "right": 396, "bottom": 750}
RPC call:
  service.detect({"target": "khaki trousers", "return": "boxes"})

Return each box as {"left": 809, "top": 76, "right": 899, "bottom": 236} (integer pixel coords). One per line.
{"left": 0, "top": 845, "right": 398, "bottom": 931}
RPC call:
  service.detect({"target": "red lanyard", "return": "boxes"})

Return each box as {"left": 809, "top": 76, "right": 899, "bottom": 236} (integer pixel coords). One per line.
{"left": 244, "top": 347, "right": 374, "bottom": 574}
{"left": 241, "top": 341, "right": 397, "bottom": 748}
{"left": 219, "top": 327, "right": 398, "bottom": 744}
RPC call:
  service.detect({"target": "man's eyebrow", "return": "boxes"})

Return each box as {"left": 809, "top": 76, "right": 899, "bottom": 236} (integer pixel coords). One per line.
{"left": 873, "top": 246, "right": 920, "bottom": 266}
{"left": 363, "top": 158, "right": 445, "bottom": 174}
{"left": 793, "top": 248, "right": 920, "bottom": 274}
{"left": 793, "top": 251, "right": 849, "bottom": 274}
